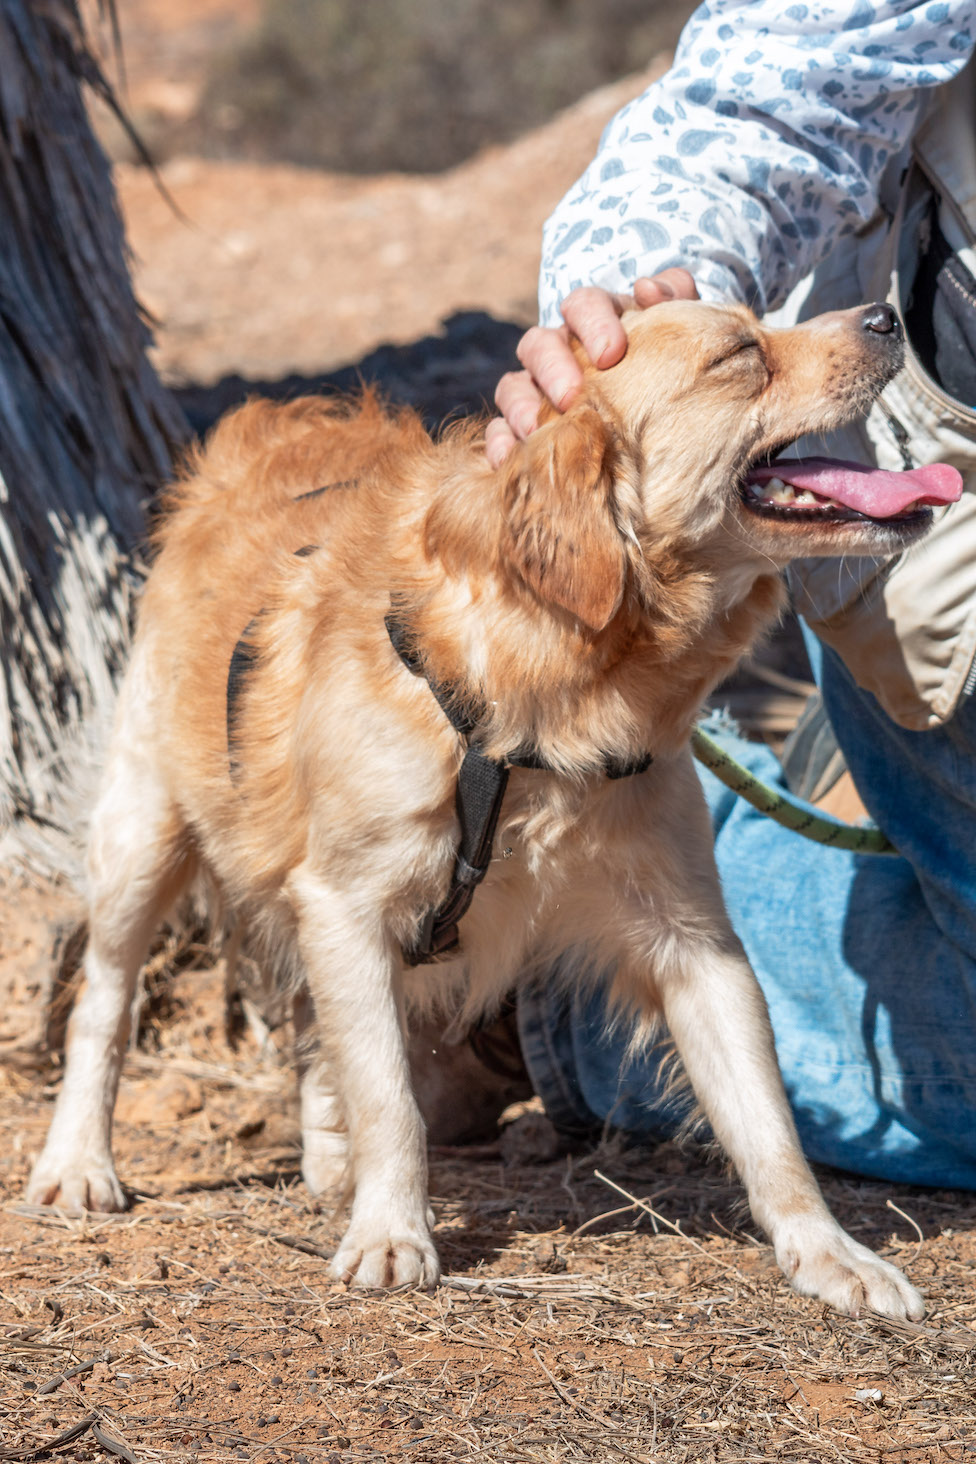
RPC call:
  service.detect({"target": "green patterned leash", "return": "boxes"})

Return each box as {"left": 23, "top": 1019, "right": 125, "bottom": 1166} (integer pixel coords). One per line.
{"left": 691, "top": 725, "right": 898, "bottom": 856}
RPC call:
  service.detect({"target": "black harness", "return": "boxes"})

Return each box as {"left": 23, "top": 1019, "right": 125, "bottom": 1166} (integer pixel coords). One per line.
{"left": 384, "top": 609, "right": 651, "bottom": 964}
{"left": 225, "top": 502, "right": 652, "bottom": 966}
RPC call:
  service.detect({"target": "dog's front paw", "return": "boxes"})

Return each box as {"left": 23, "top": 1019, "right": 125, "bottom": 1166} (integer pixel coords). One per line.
{"left": 329, "top": 1223, "right": 440, "bottom": 1289}
{"left": 776, "top": 1220, "right": 924, "bottom": 1320}
{"left": 26, "top": 1152, "right": 127, "bottom": 1214}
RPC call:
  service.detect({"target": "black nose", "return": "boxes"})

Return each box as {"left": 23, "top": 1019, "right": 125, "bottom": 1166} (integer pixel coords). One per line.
{"left": 861, "top": 302, "right": 901, "bottom": 338}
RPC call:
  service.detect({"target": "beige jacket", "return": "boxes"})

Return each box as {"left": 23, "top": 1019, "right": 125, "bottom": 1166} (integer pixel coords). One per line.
{"left": 780, "top": 59, "right": 976, "bottom": 730}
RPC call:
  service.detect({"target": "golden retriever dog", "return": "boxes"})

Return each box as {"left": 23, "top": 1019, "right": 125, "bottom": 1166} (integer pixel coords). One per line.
{"left": 28, "top": 299, "right": 961, "bottom": 1320}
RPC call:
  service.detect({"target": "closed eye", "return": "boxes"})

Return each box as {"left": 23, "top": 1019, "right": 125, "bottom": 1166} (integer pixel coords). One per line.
{"left": 706, "top": 339, "right": 763, "bottom": 370}
{"left": 704, "top": 339, "right": 769, "bottom": 386}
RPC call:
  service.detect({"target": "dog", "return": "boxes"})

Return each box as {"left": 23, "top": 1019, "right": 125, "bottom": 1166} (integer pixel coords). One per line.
{"left": 29, "top": 298, "right": 960, "bottom": 1320}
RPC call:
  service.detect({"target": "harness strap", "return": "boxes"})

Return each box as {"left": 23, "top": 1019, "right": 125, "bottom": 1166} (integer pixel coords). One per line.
{"left": 385, "top": 609, "right": 477, "bottom": 737}
{"left": 386, "top": 609, "right": 508, "bottom": 962}
{"left": 410, "top": 748, "right": 510, "bottom": 963}
{"left": 385, "top": 608, "right": 653, "bottom": 964}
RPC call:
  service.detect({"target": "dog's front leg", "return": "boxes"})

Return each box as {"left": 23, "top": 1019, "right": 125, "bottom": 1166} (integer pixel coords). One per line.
{"left": 653, "top": 929, "right": 924, "bottom": 1320}
{"left": 291, "top": 869, "right": 439, "bottom": 1289}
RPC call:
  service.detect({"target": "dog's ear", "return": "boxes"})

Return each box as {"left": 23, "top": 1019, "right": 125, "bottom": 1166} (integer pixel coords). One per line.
{"left": 500, "top": 405, "right": 626, "bottom": 632}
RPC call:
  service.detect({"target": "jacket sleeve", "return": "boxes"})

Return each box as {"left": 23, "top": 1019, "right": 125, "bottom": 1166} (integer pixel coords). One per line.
{"left": 539, "top": 0, "right": 975, "bottom": 325}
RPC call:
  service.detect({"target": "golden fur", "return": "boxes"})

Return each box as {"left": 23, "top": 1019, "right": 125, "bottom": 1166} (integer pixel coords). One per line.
{"left": 29, "top": 301, "right": 926, "bottom": 1318}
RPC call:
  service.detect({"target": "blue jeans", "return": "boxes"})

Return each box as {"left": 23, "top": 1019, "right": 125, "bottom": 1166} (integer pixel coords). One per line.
{"left": 518, "top": 639, "right": 976, "bottom": 1189}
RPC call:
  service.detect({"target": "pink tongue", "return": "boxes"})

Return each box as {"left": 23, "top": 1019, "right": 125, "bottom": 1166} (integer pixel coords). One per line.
{"left": 748, "top": 457, "right": 963, "bottom": 518}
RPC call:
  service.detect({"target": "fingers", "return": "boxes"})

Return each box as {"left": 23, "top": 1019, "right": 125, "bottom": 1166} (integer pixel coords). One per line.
{"left": 487, "top": 269, "right": 700, "bottom": 465}
{"left": 516, "top": 324, "right": 582, "bottom": 413}
{"left": 485, "top": 413, "right": 519, "bottom": 469}
{"left": 560, "top": 286, "right": 630, "bottom": 370}
{"left": 633, "top": 267, "right": 699, "bottom": 307}
{"left": 485, "top": 324, "right": 586, "bottom": 465}
{"left": 494, "top": 366, "right": 546, "bottom": 435}
{"left": 505, "top": 282, "right": 632, "bottom": 441}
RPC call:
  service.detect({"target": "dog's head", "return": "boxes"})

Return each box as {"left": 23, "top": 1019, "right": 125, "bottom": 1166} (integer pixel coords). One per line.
{"left": 497, "top": 300, "right": 962, "bottom": 631}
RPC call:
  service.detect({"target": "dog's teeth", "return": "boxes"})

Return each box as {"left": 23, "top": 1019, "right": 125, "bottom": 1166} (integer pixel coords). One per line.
{"left": 751, "top": 475, "right": 797, "bottom": 503}
{"left": 749, "top": 476, "right": 838, "bottom": 509}
{"left": 748, "top": 478, "right": 787, "bottom": 502}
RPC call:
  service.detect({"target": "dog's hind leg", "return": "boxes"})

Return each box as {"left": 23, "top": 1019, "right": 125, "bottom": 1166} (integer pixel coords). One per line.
{"left": 27, "top": 736, "right": 192, "bottom": 1212}
{"left": 291, "top": 868, "right": 439, "bottom": 1289}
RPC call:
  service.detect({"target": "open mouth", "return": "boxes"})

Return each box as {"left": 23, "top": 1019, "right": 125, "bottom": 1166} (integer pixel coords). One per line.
{"left": 741, "top": 457, "right": 962, "bottom": 525}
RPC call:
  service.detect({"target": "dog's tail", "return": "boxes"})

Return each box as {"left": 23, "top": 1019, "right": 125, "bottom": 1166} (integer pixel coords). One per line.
{"left": 158, "top": 392, "right": 393, "bottom": 520}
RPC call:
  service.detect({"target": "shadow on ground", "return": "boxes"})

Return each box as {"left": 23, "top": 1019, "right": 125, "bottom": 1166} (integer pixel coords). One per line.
{"left": 173, "top": 310, "right": 525, "bottom": 438}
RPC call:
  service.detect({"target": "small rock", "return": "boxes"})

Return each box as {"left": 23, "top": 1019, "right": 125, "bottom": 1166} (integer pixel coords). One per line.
{"left": 500, "top": 1108, "right": 561, "bottom": 1165}
{"left": 116, "top": 1075, "right": 204, "bottom": 1125}
{"left": 534, "top": 1237, "right": 567, "bottom": 1274}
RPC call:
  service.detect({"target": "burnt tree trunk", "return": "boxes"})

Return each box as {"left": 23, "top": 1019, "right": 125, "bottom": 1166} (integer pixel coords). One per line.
{"left": 0, "top": 0, "right": 186, "bottom": 870}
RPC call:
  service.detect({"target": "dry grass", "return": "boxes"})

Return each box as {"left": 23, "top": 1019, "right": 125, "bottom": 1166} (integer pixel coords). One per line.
{"left": 2, "top": 1012, "right": 976, "bottom": 1464}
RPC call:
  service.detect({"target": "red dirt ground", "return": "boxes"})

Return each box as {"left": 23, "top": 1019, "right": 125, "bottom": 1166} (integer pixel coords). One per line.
{"left": 3, "top": 7, "right": 976, "bottom": 1461}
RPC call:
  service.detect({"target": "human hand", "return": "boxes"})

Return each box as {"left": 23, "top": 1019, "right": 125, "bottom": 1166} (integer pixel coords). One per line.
{"left": 486, "top": 268, "right": 699, "bottom": 467}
